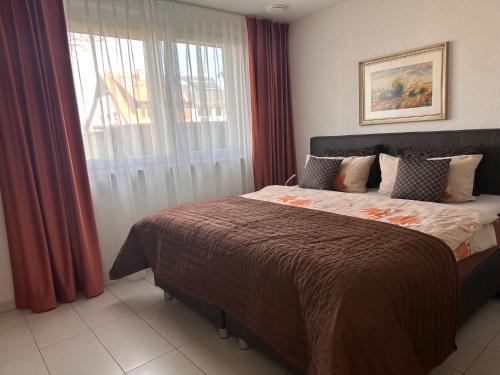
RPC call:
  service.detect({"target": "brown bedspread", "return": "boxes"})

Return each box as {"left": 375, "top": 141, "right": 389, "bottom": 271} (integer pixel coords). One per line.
{"left": 110, "top": 196, "right": 458, "bottom": 375}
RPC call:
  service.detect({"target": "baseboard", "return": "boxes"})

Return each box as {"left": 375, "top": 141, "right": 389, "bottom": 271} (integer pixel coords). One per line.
{"left": 0, "top": 299, "right": 15, "bottom": 313}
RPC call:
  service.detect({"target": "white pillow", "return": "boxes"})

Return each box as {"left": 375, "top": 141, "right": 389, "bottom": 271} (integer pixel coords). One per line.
{"left": 429, "top": 155, "right": 482, "bottom": 202}
{"left": 378, "top": 153, "right": 399, "bottom": 194}
{"left": 305, "top": 155, "right": 376, "bottom": 193}
{"left": 378, "top": 153, "right": 482, "bottom": 202}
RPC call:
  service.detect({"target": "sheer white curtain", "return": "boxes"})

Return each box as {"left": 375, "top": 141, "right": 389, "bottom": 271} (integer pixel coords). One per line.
{"left": 64, "top": 0, "right": 253, "bottom": 278}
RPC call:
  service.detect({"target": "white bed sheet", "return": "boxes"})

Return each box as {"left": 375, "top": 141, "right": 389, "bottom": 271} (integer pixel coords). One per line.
{"left": 366, "top": 189, "right": 499, "bottom": 253}
{"left": 366, "top": 189, "right": 500, "bottom": 213}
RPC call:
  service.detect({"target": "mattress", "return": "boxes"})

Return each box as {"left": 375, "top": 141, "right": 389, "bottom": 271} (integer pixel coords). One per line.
{"left": 448, "top": 194, "right": 500, "bottom": 215}
{"left": 249, "top": 186, "right": 499, "bottom": 261}
{"left": 365, "top": 189, "right": 500, "bottom": 255}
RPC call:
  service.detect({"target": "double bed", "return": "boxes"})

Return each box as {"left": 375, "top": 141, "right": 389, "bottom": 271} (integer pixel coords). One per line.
{"left": 110, "top": 129, "right": 500, "bottom": 375}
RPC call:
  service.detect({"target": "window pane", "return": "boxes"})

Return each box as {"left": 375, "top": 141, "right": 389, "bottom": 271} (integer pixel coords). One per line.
{"left": 174, "top": 42, "right": 228, "bottom": 152}
{"left": 68, "top": 32, "right": 153, "bottom": 160}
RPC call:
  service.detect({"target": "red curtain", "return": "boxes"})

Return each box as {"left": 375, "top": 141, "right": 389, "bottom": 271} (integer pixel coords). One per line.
{"left": 246, "top": 17, "right": 297, "bottom": 190}
{"left": 0, "top": 0, "right": 103, "bottom": 312}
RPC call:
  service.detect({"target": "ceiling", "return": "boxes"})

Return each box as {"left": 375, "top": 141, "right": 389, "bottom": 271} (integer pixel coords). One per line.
{"left": 178, "top": 0, "right": 344, "bottom": 22}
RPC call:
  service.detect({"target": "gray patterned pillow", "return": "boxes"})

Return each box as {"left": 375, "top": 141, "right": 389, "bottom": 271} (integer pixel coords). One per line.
{"left": 396, "top": 145, "right": 483, "bottom": 196}
{"left": 391, "top": 158, "right": 451, "bottom": 202}
{"left": 299, "top": 156, "right": 342, "bottom": 190}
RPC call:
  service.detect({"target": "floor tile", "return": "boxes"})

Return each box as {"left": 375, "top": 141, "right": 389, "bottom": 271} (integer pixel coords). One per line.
{"left": 429, "top": 364, "right": 462, "bottom": 375}
{"left": 0, "top": 310, "right": 37, "bottom": 364}
{"left": 444, "top": 337, "right": 484, "bottom": 372}
{"left": 487, "top": 330, "right": 500, "bottom": 352}
{"left": 466, "top": 348, "right": 500, "bottom": 374}
{"left": 127, "top": 350, "right": 203, "bottom": 375}
{"left": 73, "top": 290, "right": 132, "bottom": 328}
{"left": 457, "top": 314, "right": 500, "bottom": 346}
{"left": 0, "top": 310, "right": 23, "bottom": 331}
{"left": 144, "top": 269, "right": 155, "bottom": 285}
{"left": 179, "top": 333, "right": 285, "bottom": 375}
{"left": 472, "top": 299, "right": 500, "bottom": 328}
{"left": 94, "top": 314, "right": 174, "bottom": 372}
{"left": 24, "top": 304, "right": 88, "bottom": 348}
{"left": 139, "top": 300, "right": 214, "bottom": 347}
{"left": 0, "top": 351, "right": 49, "bottom": 375}
{"left": 41, "top": 331, "right": 123, "bottom": 375}
{"left": 107, "top": 279, "right": 164, "bottom": 313}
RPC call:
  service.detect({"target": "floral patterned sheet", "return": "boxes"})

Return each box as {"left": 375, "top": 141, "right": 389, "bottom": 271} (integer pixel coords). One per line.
{"left": 243, "top": 185, "right": 499, "bottom": 261}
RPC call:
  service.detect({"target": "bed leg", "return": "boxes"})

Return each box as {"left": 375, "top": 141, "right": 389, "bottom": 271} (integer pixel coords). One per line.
{"left": 218, "top": 327, "right": 229, "bottom": 339}
{"left": 163, "top": 291, "right": 173, "bottom": 301}
{"left": 218, "top": 310, "right": 230, "bottom": 339}
{"left": 238, "top": 338, "right": 251, "bottom": 350}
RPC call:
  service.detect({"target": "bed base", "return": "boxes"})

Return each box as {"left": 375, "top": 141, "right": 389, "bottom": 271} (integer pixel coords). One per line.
{"left": 457, "top": 248, "right": 500, "bottom": 326}
{"left": 155, "top": 248, "right": 500, "bottom": 374}
{"left": 163, "top": 291, "right": 173, "bottom": 300}
{"left": 156, "top": 280, "right": 301, "bottom": 372}
{"left": 238, "top": 338, "right": 251, "bottom": 350}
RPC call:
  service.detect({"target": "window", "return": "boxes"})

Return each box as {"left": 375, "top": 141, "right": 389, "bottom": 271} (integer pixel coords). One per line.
{"left": 68, "top": 33, "right": 153, "bottom": 160}
{"left": 69, "top": 34, "right": 230, "bottom": 163}
{"left": 64, "top": 0, "right": 252, "bottom": 244}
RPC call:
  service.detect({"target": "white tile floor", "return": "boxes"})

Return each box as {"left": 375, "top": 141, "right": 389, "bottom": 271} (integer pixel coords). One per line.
{"left": 1, "top": 270, "right": 499, "bottom": 374}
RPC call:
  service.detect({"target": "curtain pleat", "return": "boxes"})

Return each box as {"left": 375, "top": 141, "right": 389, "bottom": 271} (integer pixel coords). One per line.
{"left": 64, "top": 0, "right": 253, "bottom": 278}
{"left": 0, "top": 0, "right": 104, "bottom": 312}
{"left": 246, "top": 17, "right": 296, "bottom": 190}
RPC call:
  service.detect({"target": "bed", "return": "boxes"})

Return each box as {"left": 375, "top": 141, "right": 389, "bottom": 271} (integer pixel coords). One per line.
{"left": 110, "top": 129, "right": 500, "bottom": 375}
{"left": 309, "top": 129, "right": 500, "bottom": 329}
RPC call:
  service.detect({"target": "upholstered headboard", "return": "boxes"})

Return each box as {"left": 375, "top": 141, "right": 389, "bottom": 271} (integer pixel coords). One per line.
{"left": 310, "top": 129, "right": 500, "bottom": 195}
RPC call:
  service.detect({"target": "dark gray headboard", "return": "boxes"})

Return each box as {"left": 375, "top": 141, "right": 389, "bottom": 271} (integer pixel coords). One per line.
{"left": 310, "top": 129, "right": 500, "bottom": 195}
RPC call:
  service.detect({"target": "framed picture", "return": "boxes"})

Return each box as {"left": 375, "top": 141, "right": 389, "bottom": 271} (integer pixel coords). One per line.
{"left": 359, "top": 42, "right": 448, "bottom": 125}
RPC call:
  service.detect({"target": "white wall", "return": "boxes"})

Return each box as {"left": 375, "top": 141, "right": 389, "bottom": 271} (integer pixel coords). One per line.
{"left": 289, "top": 0, "right": 500, "bottom": 166}
{"left": 0, "top": 201, "right": 14, "bottom": 310}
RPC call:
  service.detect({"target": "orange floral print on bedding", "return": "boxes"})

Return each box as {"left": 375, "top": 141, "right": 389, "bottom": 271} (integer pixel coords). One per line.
{"left": 442, "top": 190, "right": 453, "bottom": 200}
{"left": 334, "top": 173, "right": 347, "bottom": 191}
{"left": 277, "top": 195, "right": 313, "bottom": 207}
{"left": 278, "top": 195, "right": 297, "bottom": 203}
{"left": 458, "top": 223, "right": 475, "bottom": 233}
{"left": 387, "top": 215, "right": 421, "bottom": 225}
{"left": 362, "top": 208, "right": 392, "bottom": 218}
{"left": 454, "top": 241, "right": 471, "bottom": 260}
{"left": 288, "top": 199, "right": 313, "bottom": 207}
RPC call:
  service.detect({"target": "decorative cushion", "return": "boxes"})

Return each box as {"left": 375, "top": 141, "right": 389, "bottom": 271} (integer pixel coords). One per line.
{"left": 379, "top": 153, "right": 483, "bottom": 202}
{"left": 391, "top": 158, "right": 451, "bottom": 202}
{"left": 429, "top": 155, "right": 483, "bottom": 202}
{"left": 333, "top": 155, "right": 376, "bottom": 193}
{"left": 305, "top": 155, "right": 376, "bottom": 193}
{"left": 325, "top": 144, "right": 384, "bottom": 188}
{"left": 378, "top": 153, "right": 400, "bottom": 194}
{"left": 397, "top": 145, "right": 482, "bottom": 196}
{"left": 299, "top": 156, "right": 342, "bottom": 190}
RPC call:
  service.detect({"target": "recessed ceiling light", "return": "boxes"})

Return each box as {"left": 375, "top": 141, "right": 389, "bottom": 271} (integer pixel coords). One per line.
{"left": 266, "top": 3, "right": 288, "bottom": 14}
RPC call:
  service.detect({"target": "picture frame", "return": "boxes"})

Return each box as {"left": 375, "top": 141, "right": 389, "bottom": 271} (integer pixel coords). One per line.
{"left": 359, "top": 42, "right": 448, "bottom": 125}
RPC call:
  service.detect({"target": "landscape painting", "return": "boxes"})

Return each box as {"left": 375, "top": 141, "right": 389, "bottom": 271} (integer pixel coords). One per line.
{"left": 370, "top": 61, "right": 433, "bottom": 112}
{"left": 359, "top": 42, "right": 447, "bottom": 125}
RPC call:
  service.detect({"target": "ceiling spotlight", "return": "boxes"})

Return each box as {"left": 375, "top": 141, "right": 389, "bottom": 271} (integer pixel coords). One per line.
{"left": 266, "top": 3, "right": 288, "bottom": 14}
